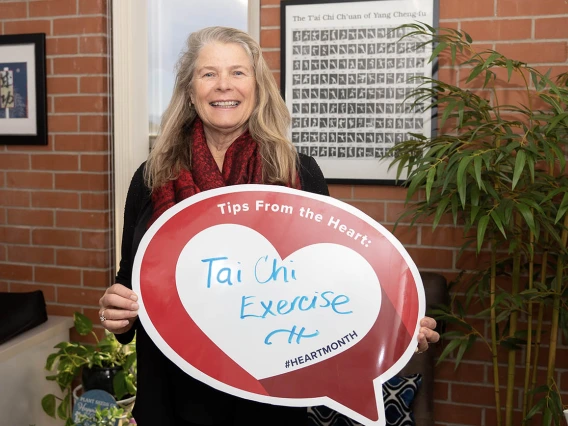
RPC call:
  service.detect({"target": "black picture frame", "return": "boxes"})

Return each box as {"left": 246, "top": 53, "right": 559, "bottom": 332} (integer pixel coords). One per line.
{"left": 281, "top": 0, "right": 439, "bottom": 185}
{"left": 0, "top": 33, "right": 47, "bottom": 145}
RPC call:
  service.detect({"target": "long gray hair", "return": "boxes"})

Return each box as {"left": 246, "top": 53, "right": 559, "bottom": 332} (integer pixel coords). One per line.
{"left": 145, "top": 26, "right": 297, "bottom": 190}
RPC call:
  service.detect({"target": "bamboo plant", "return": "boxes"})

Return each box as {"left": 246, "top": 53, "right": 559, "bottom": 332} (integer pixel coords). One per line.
{"left": 390, "top": 23, "right": 568, "bottom": 426}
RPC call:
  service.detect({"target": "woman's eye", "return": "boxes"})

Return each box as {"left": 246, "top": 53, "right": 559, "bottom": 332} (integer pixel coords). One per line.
{"left": 203, "top": 72, "right": 214, "bottom": 77}
{"left": 234, "top": 71, "right": 244, "bottom": 76}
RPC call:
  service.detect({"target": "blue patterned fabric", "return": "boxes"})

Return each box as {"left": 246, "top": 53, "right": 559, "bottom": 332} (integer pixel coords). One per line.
{"left": 307, "top": 374, "right": 422, "bottom": 426}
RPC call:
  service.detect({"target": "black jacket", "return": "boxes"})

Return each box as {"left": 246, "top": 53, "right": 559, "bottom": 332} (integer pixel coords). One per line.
{"left": 115, "top": 154, "right": 329, "bottom": 426}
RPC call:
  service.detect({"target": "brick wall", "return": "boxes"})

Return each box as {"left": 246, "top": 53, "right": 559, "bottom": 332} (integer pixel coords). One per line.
{"left": 259, "top": 0, "right": 568, "bottom": 425}
{"left": 0, "top": 0, "right": 112, "bottom": 329}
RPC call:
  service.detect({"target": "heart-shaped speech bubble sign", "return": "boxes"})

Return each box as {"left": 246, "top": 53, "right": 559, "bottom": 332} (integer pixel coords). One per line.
{"left": 133, "top": 185, "right": 424, "bottom": 426}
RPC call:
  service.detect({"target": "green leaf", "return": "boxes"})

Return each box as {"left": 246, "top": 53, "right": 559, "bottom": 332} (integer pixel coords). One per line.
{"left": 74, "top": 312, "right": 93, "bottom": 336}
{"left": 489, "top": 210, "right": 507, "bottom": 239}
{"left": 466, "top": 64, "right": 484, "bottom": 84}
{"left": 45, "top": 353, "right": 59, "bottom": 370}
{"left": 554, "top": 192, "right": 568, "bottom": 224}
{"left": 113, "top": 369, "right": 128, "bottom": 400}
{"left": 425, "top": 167, "right": 436, "bottom": 201}
{"left": 506, "top": 59, "right": 514, "bottom": 81}
{"left": 473, "top": 156, "right": 483, "bottom": 189}
{"left": 41, "top": 394, "right": 57, "bottom": 419}
{"left": 429, "top": 42, "right": 447, "bottom": 63}
{"left": 437, "top": 338, "right": 462, "bottom": 365}
{"left": 464, "top": 31, "right": 473, "bottom": 43}
{"left": 477, "top": 215, "right": 490, "bottom": 253}
{"left": 57, "top": 392, "right": 70, "bottom": 420}
{"left": 457, "top": 157, "right": 473, "bottom": 208}
{"left": 517, "top": 203, "right": 535, "bottom": 234}
{"left": 512, "top": 150, "right": 526, "bottom": 190}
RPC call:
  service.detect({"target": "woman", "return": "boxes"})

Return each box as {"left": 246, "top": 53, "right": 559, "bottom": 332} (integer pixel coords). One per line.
{"left": 99, "top": 26, "right": 439, "bottom": 426}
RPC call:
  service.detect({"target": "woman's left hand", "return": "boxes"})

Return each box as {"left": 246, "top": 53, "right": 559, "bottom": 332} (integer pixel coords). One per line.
{"left": 416, "top": 316, "right": 440, "bottom": 354}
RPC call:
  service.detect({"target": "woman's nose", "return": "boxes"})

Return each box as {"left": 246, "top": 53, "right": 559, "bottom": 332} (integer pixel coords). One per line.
{"left": 215, "top": 73, "right": 232, "bottom": 91}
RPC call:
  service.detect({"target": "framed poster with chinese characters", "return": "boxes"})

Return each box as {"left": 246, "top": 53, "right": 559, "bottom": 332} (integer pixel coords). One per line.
{"left": 281, "top": 0, "right": 438, "bottom": 184}
{"left": 0, "top": 33, "right": 47, "bottom": 145}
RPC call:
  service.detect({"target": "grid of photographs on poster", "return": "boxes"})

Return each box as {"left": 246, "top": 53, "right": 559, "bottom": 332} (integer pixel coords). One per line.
{"left": 290, "top": 25, "right": 427, "bottom": 162}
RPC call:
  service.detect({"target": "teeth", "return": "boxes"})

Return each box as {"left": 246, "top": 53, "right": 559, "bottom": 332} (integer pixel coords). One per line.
{"left": 211, "top": 101, "right": 239, "bottom": 106}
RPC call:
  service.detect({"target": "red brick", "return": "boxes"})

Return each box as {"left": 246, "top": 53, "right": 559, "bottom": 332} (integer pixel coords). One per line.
{"left": 260, "top": 29, "right": 280, "bottom": 48}
{"left": 0, "top": 190, "right": 30, "bottom": 207}
{"left": 433, "top": 381, "right": 449, "bottom": 401}
{"left": 54, "top": 96, "right": 109, "bottom": 113}
{"left": 456, "top": 250, "right": 492, "bottom": 270}
{"left": 48, "top": 115, "right": 79, "bottom": 132}
{"left": 80, "top": 76, "right": 109, "bottom": 93}
{"left": 36, "top": 265, "right": 81, "bottom": 285}
{"left": 262, "top": 51, "right": 280, "bottom": 70}
{"left": 0, "top": 245, "right": 5, "bottom": 261}
{"left": 56, "top": 211, "right": 109, "bottom": 229}
{"left": 328, "top": 185, "right": 352, "bottom": 200}
{"left": 346, "top": 201, "right": 385, "bottom": 222}
{"left": 46, "top": 304, "right": 77, "bottom": 317}
{"left": 46, "top": 37, "right": 78, "bottom": 55}
{"left": 0, "top": 208, "right": 5, "bottom": 225}
{"left": 0, "top": 153, "right": 29, "bottom": 170}
{"left": 406, "top": 247, "right": 454, "bottom": 269}
{"left": 0, "top": 282, "right": 7, "bottom": 292}
{"left": 0, "top": 264, "right": 33, "bottom": 281}
{"left": 7, "top": 208, "right": 53, "bottom": 227}
{"left": 29, "top": 0, "right": 77, "bottom": 17}
{"left": 461, "top": 19, "right": 532, "bottom": 41}
{"left": 260, "top": 7, "right": 280, "bottom": 26}
{"left": 53, "top": 16, "right": 106, "bottom": 35}
{"left": 8, "top": 245, "right": 54, "bottom": 264}
{"left": 261, "top": 0, "right": 280, "bottom": 5}
{"left": 32, "top": 229, "right": 81, "bottom": 247}
{"left": 83, "top": 269, "right": 111, "bottom": 287}
{"left": 438, "top": 67, "right": 458, "bottom": 86}
{"left": 80, "top": 154, "right": 109, "bottom": 172}
{"left": 81, "top": 193, "right": 109, "bottom": 210}
{"left": 434, "top": 402, "right": 483, "bottom": 425}
{"left": 81, "top": 230, "right": 109, "bottom": 249}
{"left": 31, "top": 191, "right": 79, "bottom": 209}
{"left": 0, "top": 227, "right": 30, "bottom": 244}
{"left": 4, "top": 20, "right": 52, "bottom": 35}
{"left": 55, "top": 134, "right": 109, "bottom": 151}
{"left": 79, "top": 0, "right": 107, "bottom": 15}
{"left": 451, "top": 383, "right": 496, "bottom": 406}
{"left": 80, "top": 115, "right": 109, "bottom": 132}
{"left": 535, "top": 17, "right": 568, "bottom": 39}
{"left": 384, "top": 224, "right": 418, "bottom": 245}
{"left": 47, "top": 76, "right": 78, "bottom": 94}
{"left": 498, "top": 0, "right": 568, "bottom": 16}
{"left": 79, "top": 36, "right": 108, "bottom": 54}
{"left": 6, "top": 171, "right": 53, "bottom": 189}
{"left": 31, "top": 154, "right": 79, "bottom": 171}
{"left": 353, "top": 185, "right": 408, "bottom": 201}
{"left": 57, "top": 286, "right": 105, "bottom": 305}
{"left": 53, "top": 57, "right": 107, "bottom": 75}
{"left": 421, "top": 226, "right": 466, "bottom": 247}
{"left": 10, "top": 283, "right": 56, "bottom": 302}
{"left": 439, "top": 0, "right": 494, "bottom": 19}
{"left": 496, "top": 42, "right": 568, "bottom": 64}
{"left": 57, "top": 248, "right": 107, "bottom": 268}
{"left": 55, "top": 173, "right": 109, "bottom": 191}
{"left": 0, "top": 2, "right": 27, "bottom": 19}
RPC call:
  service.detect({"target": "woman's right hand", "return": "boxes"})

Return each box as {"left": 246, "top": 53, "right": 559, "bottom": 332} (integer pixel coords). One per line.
{"left": 99, "top": 283, "right": 139, "bottom": 334}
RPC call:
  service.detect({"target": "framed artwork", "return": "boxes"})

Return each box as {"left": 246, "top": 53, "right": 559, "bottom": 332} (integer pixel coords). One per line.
{"left": 0, "top": 33, "right": 47, "bottom": 145}
{"left": 281, "top": 0, "right": 439, "bottom": 184}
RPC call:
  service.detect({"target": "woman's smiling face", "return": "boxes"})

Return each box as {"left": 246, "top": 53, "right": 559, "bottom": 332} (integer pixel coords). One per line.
{"left": 190, "top": 42, "right": 256, "bottom": 139}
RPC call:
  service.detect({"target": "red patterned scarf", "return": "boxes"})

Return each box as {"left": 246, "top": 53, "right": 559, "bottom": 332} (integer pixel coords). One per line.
{"left": 150, "top": 118, "right": 300, "bottom": 225}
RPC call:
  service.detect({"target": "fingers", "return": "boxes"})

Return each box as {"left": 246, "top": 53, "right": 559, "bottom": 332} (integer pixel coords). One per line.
{"left": 415, "top": 316, "right": 441, "bottom": 354}
{"left": 420, "top": 316, "right": 437, "bottom": 330}
{"left": 99, "top": 283, "right": 139, "bottom": 334}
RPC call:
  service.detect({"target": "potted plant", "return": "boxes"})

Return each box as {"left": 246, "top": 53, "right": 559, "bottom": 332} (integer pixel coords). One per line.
{"left": 390, "top": 24, "right": 568, "bottom": 425}
{"left": 41, "top": 312, "right": 137, "bottom": 426}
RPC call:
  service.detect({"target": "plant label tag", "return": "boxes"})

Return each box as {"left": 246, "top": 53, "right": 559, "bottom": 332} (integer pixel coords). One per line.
{"left": 72, "top": 389, "right": 117, "bottom": 426}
